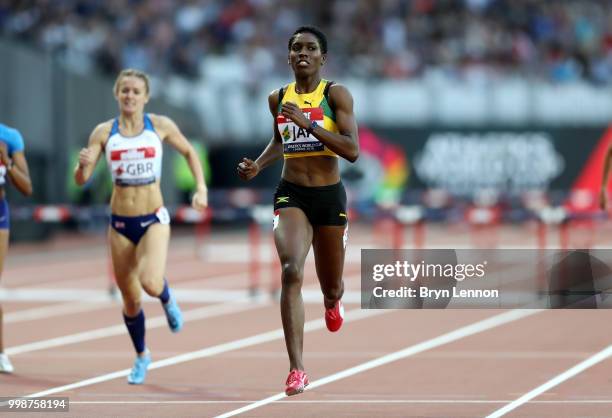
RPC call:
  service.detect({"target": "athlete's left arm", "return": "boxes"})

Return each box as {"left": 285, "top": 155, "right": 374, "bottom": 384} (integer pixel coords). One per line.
{"left": 0, "top": 140, "right": 32, "bottom": 196}
{"left": 155, "top": 115, "right": 208, "bottom": 210}
{"left": 7, "top": 152, "right": 33, "bottom": 196}
{"left": 281, "top": 84, "right": 359, "bottom": 162}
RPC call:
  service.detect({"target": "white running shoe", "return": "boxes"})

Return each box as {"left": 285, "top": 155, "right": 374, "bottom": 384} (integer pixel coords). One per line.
{"left": 0, "top": 353, "right": 14, "bottom": 373}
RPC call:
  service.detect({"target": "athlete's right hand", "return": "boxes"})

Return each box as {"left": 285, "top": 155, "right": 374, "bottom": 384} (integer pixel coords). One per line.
{"left": 78, "top": 147, "right": 95, "bottom": 168}
{"left": 237, "top": 158, "right": 259, "bottom": 181}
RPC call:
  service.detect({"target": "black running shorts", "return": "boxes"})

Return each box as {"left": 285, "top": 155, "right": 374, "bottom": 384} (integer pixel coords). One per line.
{"left": 273, "top": 179, "right": 348, "bottom": 226}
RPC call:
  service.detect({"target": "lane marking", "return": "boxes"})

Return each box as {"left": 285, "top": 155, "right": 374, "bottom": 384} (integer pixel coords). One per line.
{"left": 0, "top": 288, "right": 362, "bottom": 304}
{"left": 214, "top": 309, "right": 540, "bottom": 418}
{"left": 24, "top": 308, "right": 386, "bottom": 398}
{"left": 5, "top": 271, "right": 362, "bottom": 354}
{"left": 68, "top": 400, "right": 612, "bottom": 405}
{"left": 11, "top": 269, "right": 249, "bottom": 291}
{"left": 23, "top": 349, "right": 601, "bottom": 361}
{"left": 486, "top": 344, "right": 612, "bottom": 417}
{"left": 7, "top": 300, "right": 267, "bottom": 356}
{"left": 5, "top": 267, "right": 364, "bottom": 354}
{"left": 1, "top": 267, "right": 288, "bottom": 322}
{"left": 4, "top": 302, "right": 113, "bottom": 323}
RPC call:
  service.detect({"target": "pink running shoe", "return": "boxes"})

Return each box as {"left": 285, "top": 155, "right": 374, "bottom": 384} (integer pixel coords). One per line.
{"left": 285, "top": 369, "right": 309, "bottom": 396}
{"left": 325, "top": 300, "right": 344, "bottom": 332}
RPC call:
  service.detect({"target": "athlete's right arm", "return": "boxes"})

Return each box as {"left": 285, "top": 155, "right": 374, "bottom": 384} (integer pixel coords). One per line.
{"left": 237, "top": 90, "right": 283, "bottom": 181}
{"left": 74, "top": 123, "right": 108, "bottom": 186}
{"left": 600, "top": 145, "right": 612, "bottom": 210}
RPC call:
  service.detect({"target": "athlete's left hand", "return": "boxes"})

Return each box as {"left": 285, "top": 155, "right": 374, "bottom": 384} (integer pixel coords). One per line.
{"left": 281, "top": 102, "right": 310, "bottom": 129}
{"left": 192, "top": 186, "right": 208, "bottom": 211}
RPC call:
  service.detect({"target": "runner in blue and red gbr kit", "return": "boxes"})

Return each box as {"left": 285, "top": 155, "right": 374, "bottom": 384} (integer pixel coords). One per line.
{"left": 74, "top": 69, "right": 207, "bottom": 385}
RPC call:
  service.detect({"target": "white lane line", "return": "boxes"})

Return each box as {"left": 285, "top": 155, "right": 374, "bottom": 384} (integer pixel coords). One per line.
{"left": 0, "top": 287, "right": 362, "bottom": 304}
{"left": 4, "top": 302, "right": 114, "bottom": 323}
{"left": 68, "top": 400, "right": 612, "bottom": 405}
{"left": 18, "top": 266, "right": 249, "bottom": 290}
{"left": 485, "top": 344, "right": 612, "bottom": 418}
{"left": 5, "top": 269, "right": 361, "bottom": 354}
{"left": 1, "top": 269, "right": 268, "bottom": 321}
{"left": 213, "top": 309, "right": 541, "bottom": 418}
{"left": 4, "top": 235, "right": 199, "bottom": 265}
{"left": 24, "top": 308, "right": 386, "bottom": 398}
{"left": 5, "top": 268, "right": 362, "bottom": 355}
{"left": 1, "top": 280, "right": 249, "bottom": 325}
{"left": 7, "top": 300, "right": 267, "bottom": 356}
{"left": 0, "top": 287, "right": 112, "bottom": 302}
{"left": 1, "top": 271, "right": 249, "bottom": 300}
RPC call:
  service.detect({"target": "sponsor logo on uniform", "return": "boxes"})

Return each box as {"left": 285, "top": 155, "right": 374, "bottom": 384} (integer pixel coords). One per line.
{"left": 110, "top": 147, "right": 156, "bottom": 161}
{"left": 155, "top": 207, "right": 171, "bottom": 224}
{"left": 140, "top": 219, "right": 155, "bottom": 228}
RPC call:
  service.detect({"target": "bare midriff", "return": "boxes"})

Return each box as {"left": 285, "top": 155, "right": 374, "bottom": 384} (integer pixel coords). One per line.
{"left": 110, "top": 182, "right": 163, "bottom": 216}
{"left": 282, "top": 156, "right": 340, "bottom": 187}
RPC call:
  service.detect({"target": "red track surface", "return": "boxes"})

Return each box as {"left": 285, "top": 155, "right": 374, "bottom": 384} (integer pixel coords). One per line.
{"left": 1, "top": 225, "right": 612, "bottom": 418}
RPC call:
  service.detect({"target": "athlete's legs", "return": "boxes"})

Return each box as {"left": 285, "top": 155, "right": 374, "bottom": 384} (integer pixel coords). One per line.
{"left": 274, "top": 208, "right": 313, "bottom": 371}
{"left": 0, "top": 229, "right": 9, "bottom": 353}
{"left": 135, "top": 223, "right": 182, "bottom": 332}
{"left": 110, "top": 228, "right": 152, "bottom": 384}
{"left": 312, "top": 225, "right": 346, "bottom": 309}
{"left": 110, "top": 228, "right": 149, "bottom": 355}
{"left": 135, "top": 223, "right": 170, "bottom": 297}
{"left": 109, "top": 228, "right": 141, "bottom": 316}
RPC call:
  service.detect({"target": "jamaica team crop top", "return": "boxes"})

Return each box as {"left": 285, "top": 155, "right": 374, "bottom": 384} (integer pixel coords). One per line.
{"left": 277, "top": 79, "right": 339, "bottom": 159}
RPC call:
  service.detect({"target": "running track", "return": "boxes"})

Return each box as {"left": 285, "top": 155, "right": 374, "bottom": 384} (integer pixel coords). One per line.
{"left": 1, "top": 224, "right": 612, "bottom": 417}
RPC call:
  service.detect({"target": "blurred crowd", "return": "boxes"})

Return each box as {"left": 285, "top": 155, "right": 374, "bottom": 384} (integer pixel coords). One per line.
{"left": 1, "top": 0, "right": 611, "bottom": 84}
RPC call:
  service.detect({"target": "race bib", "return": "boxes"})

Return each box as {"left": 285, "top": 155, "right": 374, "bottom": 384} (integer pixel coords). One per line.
{"left": 277, "top": 107, "right": 325, "bottom": 154}
{"left": 155, "top": 207, "right": 171, "bottom": 225}
{"left": 110, "top": 147, "right": 157, "bottom": 186}
{"left": 0, "top": 164, "right": 6, "bottom": 186}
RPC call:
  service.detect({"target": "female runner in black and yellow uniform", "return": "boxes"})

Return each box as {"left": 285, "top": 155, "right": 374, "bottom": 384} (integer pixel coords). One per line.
{"left": 237, "top": 26, "right": 359, "bottom": 396}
